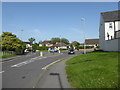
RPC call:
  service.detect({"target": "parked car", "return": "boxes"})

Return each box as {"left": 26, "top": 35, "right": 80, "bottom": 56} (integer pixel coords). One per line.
{"left": 49, "top": 48, "right": 58, "bottom": 53}
{"left": 68, "top": 49, "right": 75, "bottom": 54}
{"left": 24, "top": 49, "right": 35, "bottom": 54}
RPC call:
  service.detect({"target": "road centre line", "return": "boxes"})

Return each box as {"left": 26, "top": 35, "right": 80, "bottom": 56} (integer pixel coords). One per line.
{"left": 11, "top": 56, "right": 47, "bottom": 68}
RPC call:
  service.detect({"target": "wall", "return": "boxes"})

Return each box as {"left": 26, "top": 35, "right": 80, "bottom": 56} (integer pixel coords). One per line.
{"left": 115, "top": 21, "right": 120, "bottom": 31}
{"left": 99, "top": 15, "right": 105, "bottom": 50}
{"left": 105, "top": 22, "right": 114, "bottom": 40}
{"left": 99, "top": 15, "right": 120, "bottom": 51}
{"left": 103, "top": 39, "right": 119, "bottom": 51}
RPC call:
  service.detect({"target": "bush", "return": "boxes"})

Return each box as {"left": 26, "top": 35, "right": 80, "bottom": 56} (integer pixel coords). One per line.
{"left": 96, "top": 46, "right": 100, "bottom": 48}
{"left": 79, "top": 46, "right": 94, "bottom": 49}
{"left": 79, "top": 46, "right": 84, "bottom": 49}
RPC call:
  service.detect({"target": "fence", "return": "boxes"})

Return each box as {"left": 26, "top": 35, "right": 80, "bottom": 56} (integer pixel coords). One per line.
{"left": 1, "top": 51, "right": 15, "bottom": 56}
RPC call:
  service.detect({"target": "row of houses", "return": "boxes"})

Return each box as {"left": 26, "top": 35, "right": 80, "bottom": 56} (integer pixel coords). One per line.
{"left": 39, "top": 41, "right": 68, "bottom": 49}
{"left": 39, "top": 39, "right": 99, "bottom": 49}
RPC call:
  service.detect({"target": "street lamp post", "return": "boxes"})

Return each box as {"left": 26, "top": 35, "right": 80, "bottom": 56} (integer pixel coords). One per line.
{"left": 20, "top": 29, "right": 24, "bottom": 41}
{"left": 59, "top": 35, "right": 61, "bottom": 53}
{"left": 81, "top": 18, "right": 86, "bottom": 54}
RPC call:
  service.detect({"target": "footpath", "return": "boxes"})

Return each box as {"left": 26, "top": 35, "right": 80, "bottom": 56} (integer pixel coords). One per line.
{"left": 34, "top": 55, "right": 76, "bottom": 88}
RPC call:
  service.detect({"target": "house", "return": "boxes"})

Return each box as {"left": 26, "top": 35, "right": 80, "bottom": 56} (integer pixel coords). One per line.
{"left": 70, "top": 41, "right": 80, "bottom": 49}
{"left": 39, "top": 40, "right": 53, "bottom": 47}
{"left": 99, "top": 10, "right": 120, "bottom": 51}
{"left": 85, "top": 39, "right": 99, "bottom": 47}
{"left": 53, "top": 42, "right": 68, "bottom": 50}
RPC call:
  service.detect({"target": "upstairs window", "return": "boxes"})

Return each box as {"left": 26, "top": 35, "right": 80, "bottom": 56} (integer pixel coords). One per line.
{"left": 109, "top": 23, "right": 112, "bottom": 28}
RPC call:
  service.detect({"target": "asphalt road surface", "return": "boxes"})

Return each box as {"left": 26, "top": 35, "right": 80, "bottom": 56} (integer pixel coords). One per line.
{"left": 2, "top": 51, "right": 82, "bottom": 88}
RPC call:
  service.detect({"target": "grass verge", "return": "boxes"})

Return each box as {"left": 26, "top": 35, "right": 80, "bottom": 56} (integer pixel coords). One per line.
{"left": 0, "top": 55, "right": 19, "bottom": 59}
{"left": 66, "top": 51, "right": 119, "bottom": 88}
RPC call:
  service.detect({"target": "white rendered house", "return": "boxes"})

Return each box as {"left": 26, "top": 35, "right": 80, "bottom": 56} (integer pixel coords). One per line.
{"left": 99, "top": 10, "right": 120, "bottom": 51}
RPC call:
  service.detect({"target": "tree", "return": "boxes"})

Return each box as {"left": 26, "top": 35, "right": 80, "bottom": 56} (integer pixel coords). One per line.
{"left": 39, "top": 40, "right": 43, "bottom": 44}
{"left": 51, "top": 37, "right": 60, "bottom": 44}
{"left": 51, "top": 37, "right": 69, "bottom": 44}
{"left": 28, "top": 37, "right": 35, "bottom": 44}
{"left": 0, "top": 32, "right": 26, "bottom": 54}
{"left": 32, "top": 43, "right": 39, "bottom": 50}
{"left": 61, "top": 38, "right": 69, "bottom": 44}
{"left": 71, "top": 41, "right": 80, "bottom": 46}
{"left": 71, "top": 41, "right": 80, "bottom": 50}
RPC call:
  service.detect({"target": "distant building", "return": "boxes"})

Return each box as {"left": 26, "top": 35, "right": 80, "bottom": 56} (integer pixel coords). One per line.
{"left": 99, "top": 10, "right": 120, "bottom": 51}
{"left": 53, "top": 42, "right": 68, "bottom": 49}
{"left": 85, "top": 39, "right": 99, "bottom": 47}
{"left": 39, "top": 40, "right": 53, "bottom": 47}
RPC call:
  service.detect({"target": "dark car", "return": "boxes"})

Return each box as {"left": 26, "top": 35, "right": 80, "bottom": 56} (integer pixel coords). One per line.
{"left": 68, "top": 49, "right": 75, "bottom": 54}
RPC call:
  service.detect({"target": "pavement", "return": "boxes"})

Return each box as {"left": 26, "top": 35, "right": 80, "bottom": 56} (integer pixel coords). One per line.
{"left": 35, "top": 56, "right": 75, "bottom": 88}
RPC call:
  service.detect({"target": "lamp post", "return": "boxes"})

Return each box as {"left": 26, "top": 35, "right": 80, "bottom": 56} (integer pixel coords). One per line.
{"left": 20, "top": 29, "right": 24, "bottom": 41}
{"left": 81, "top": 18, "right": 86, "bottom": 54}
{"left": 59, "top": 35, "right": 61, "bottom": 53}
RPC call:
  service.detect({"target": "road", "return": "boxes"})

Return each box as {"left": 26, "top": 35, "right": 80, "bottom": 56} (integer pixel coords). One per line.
{"left": 2, "top": 51, "right": 82, "bottom": 88}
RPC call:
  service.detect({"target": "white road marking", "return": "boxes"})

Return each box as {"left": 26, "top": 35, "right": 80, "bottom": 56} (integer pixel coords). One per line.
{"left": 11, "top": 56, "right": 47, "bottom": 68}
{"left": 0, "top": 71, "right": 4, "bottom": 74}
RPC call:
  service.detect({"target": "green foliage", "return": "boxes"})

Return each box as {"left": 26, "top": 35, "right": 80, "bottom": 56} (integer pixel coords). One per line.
{"left": 38, "top": 40, "right": 43, "bottom": 44}
{"left": 28, "top": 37, "right": 35, "bottom": 44}
{"left": 79, "top": 46, "right": 84, "bottom": 49}
{"left": 96, "top": 46, "right": 100, "bottom": 48}
{"left": 72, "top": 41, "right": 80, "bottom": 46}
{"left": 51, "top": 37, "right": 60, "bottom": 44}
{"left": 51, "top": 37, "right": 69, "bottom": 44}
{"left": 0, "top": 32, "right": 26, "bottom": 54}
{"left": 1, "top": 55, "right": 18, "bottom": 59}
{"left": 86, "top": 46, "right": 94, "bottom": 49}
{"left": 61, "top": 38, "right": 69, "bottom": 44}
{"left": 79, "top": 46, "right": 94, "bottom": 49}
{"left": 32, "top": 43, "right": 39, "bottom": 50}
{"left": 66, "top": 52, "right": 119, "bottom": 88}
{"left": 70, "top": 44, "right": 74, "bottom": 49}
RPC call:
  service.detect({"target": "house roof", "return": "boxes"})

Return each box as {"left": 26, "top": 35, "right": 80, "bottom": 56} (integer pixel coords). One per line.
{"left": 42, "top": 40, "right": 51, "bottom": 44}
{"left": 101, "top": 10, "right": 120, "bottom": 22}
{"left": 53, "top": 43, "right": 67, "bottom": 47}
{"left": 85, "top": 39, "right": 99, "bottom": 45}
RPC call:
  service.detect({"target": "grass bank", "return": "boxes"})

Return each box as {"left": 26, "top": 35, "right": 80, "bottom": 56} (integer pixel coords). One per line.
{"left": 66, "top": 51, "right": 119, "bottom": 88}
{"left": 0, "top": 55, "right": 19, "bottom": 59}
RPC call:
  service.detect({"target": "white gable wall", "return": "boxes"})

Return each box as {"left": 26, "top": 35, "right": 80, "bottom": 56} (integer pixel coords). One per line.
{"left": 115, "top": 21, "right": 120, "bottom": 31}
{"left": 99, "top": 15, "right": 119, "bottom": 51}
{"left": 105, "top": 22, "right": 114, "bottom": 40}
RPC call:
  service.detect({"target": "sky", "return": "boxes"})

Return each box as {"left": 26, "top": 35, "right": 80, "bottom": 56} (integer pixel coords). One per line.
{"left": 2, "top": 2, "right": 118, "bottom": 43}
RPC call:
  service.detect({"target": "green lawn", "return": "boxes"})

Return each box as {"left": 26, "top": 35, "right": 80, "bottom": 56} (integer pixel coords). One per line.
{"left": 66, "top": 51, "right": 119, "bottom": 88}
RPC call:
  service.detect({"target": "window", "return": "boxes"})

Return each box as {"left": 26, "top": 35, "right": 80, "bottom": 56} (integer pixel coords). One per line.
{"left": 109, "top": 23, "right": 112, "bottom": 28}
{"left": 115, "top": 30, "right": 120, "bottom": 39}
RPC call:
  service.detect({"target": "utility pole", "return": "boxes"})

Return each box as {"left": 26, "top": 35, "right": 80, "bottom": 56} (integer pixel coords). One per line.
{"left": 20, "top": 29, "right": 24, "bottom": 41}
{"left": 81, "top": 18, "right": 86, "bottom": 54}
{"left": 59, "top": 35, "right": 61, "bottom": 53}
